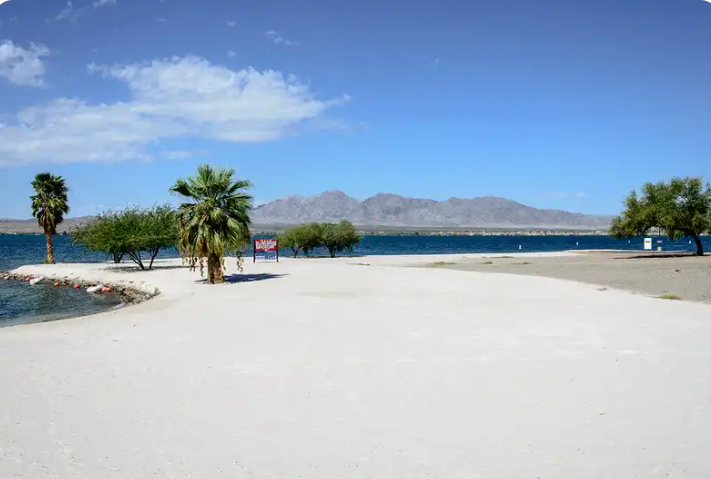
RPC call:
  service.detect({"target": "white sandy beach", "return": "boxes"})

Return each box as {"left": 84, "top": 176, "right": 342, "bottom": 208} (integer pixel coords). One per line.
{"left": 2, "top": 253, "right": 711, "bottom": 478}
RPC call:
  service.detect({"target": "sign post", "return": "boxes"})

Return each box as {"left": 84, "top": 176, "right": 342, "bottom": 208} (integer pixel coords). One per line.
{"left": 643, "top": 238, "right": 652, "bottom": 250}
{"left": 253, "top": 239, "right": 279, "bottom": 263}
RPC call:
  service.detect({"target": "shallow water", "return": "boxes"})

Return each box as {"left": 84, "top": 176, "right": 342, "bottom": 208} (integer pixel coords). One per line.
{"left": 0, "top": 279, "right": 123, "bottom": 328}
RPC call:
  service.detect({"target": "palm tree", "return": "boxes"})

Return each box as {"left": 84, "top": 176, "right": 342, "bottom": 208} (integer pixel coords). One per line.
{"left": 169, "top": 164, "right": 253, "bottom": 284}
{"left": 30, "top": 173, "right": 70, "bottom": 264}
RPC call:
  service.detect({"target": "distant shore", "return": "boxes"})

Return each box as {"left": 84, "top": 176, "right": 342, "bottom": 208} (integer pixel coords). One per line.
{"left": 2, "top": 226, "right": 613, "bottom": 236}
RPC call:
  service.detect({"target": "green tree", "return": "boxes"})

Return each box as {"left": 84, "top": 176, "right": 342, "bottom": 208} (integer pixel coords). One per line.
{"left": 30, "top": 172, "right": 70, "bottom": 264}
{"left": 321, "top": 220, "right": 361, "bottom": 258}
{"left": 71, "top": 205, "right": 178, "bottom": 269}
{"left": 169, "top": 164, "right": 253, "bottom": 284}
{"left": 277, "top": 227, "right": 305, "bottom": 257}
{"left": 300, "top": 222, "right": 325, "bottom": 256}
{"left": 609, "top": 176, "right": 711, "bottom": 256}
{"left": 71, "top": 212, "right": 129, "bottom": 264}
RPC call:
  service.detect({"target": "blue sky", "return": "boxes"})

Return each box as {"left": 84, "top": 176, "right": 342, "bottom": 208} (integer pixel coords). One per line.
{"left": 0, "top": 0, "right": 710, "bottom": 218}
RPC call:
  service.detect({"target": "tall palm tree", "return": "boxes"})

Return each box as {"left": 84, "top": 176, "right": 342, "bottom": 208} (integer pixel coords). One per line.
{"left": 169, "top": 164, "right": 253, "bottom": 284}
{"left": 30, "top": 173, "right": 70, "bottom": 265}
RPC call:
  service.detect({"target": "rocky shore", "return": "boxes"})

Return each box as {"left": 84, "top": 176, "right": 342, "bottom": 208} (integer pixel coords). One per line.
{"left": 1, "top": 270, "right": 159, "bottom": 304}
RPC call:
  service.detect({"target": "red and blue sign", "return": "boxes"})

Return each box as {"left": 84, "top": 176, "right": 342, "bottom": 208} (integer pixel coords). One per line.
{"left": 253, "top": 239, "right": 279, "bottom": 262}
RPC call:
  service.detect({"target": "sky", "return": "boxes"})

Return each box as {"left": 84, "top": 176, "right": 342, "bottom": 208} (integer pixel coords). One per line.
{"left": 0, "top": 0, "right": 710, "bottom": 218}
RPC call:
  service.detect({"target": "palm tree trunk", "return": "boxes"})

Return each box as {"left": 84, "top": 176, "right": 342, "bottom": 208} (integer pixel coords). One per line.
{"left": 207, "top": 254, "right": 224, "bottom": 284}
{"left": 45, "top": 233, "right": 55, "bottom": 264}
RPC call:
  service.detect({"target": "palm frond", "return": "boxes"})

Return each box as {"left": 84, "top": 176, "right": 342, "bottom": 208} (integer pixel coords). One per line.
{"left": 169, "top": 164, "right": 253, "bottom": 277}
{"left": 30, "top": 172, "right": 70, "bottom": 235}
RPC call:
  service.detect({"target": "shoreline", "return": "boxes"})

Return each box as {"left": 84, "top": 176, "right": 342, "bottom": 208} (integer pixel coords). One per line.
{"left": 4, "top": 263, "right": 163, "bottom": 306}
{"left": 1, "top": 271, "right": 158, "bottom": 305}
{"left": 419, "top": 251, "right": 711, "bottom": 304}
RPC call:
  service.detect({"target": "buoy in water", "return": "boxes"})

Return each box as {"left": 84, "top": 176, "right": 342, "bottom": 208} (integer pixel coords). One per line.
{"left": 29, "top": 276, "right": 44, "bottom": 285}
{"left": 24, "top": 277, "right": 30, "bottom": 282}
{"left": 54, "top": 282, "right": 60, "bottom": 287}
{"left": 101, "top": 287, "right": 111, "bottom": 293}
{"left": 74, "top": 284, "right": 80, "bottom": 289}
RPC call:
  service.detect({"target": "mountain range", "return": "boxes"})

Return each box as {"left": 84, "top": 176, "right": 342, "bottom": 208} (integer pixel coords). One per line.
{"left": 252, "top": 191, "right": 612, "bottom": 230}
{"left": 0, "top": 191, "right": 612, "bottom": 234}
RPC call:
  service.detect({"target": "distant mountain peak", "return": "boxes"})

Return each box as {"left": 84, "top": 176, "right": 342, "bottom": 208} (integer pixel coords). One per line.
{"left": 252, "top": 191, "right": 611, "bottom": 229}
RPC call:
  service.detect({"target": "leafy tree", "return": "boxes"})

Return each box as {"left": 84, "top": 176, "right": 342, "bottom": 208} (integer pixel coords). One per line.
{"left": 31, "top": 172, "right": 70, "bottom": 264}
{"left": 609, "top": 176, "right": 711, "bottom": 256}
{"left": 320, "top": 220, "right": 361, "bottom": 258}
{"left": 71, "top": 212, "right": 129, "bottom": 264}
{"left": 169, "top": 164, "right": 253, "bottom": 284}
{"left": 277, "top": 227, "right": 305, "bottom": 257}
{"left": 71, "top": 205, "right": 178, "bottom": 269}
{"left": 277, "top": 221, "right": 361, "bottom": 258}
{"left": 299, "top": 223, "right": 325, "bottom": 256}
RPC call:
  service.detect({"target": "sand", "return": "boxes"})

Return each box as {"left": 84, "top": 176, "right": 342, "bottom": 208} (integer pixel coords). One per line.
{"left": 2, "top": 253, "right": 711, "bottom": 478}
{"left": 427, "top": 251, "right": 711, "bottom": 303}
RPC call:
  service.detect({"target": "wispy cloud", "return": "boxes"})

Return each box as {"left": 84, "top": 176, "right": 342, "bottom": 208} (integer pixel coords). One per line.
{"left": 92, "top": 0, "right": 116, "bottom": 8}
{"left": 160, "top": 149, "right": 209, "bottom": 160}
{"left": 227, "top": 50, "right": 236, "bottom": 58}
{"left": 156, "top": 17, "right": 168, "bottom": 22}
{"left": 265, "top": 30, "right": 296, "bottom": 46}
{"left": 226, "top": 20, "right": 237, "bottom": 27}
{"left": 49, "top": 0, "right": 116, "bottom": 22}
{"left": 544, "top": 192, "right": 586, "bottom": 199}
{"left": 49, "top": 1, "right": 79, "bottom": 22}
{"left": 0, "top": 56, "right": 348, "bottom": 165}
{"left": 0, "top": 40, "right": 50, "bottom": 87}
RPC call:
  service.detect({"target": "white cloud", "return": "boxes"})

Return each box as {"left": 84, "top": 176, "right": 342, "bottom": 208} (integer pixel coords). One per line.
{"left": 160, "top": 149, "right": 208, "bottom": 160}
{"left": 50, "top": 1, "right": 78, "bottom": 22}
{"left": 0, "top": 56, "right": 348, "bottom": 165}
{"left": 0, "top": 40, "right": 50, "bottom": 86}
{"left": 92, "top": 0, "right": 116, "bottom": 8}
{"left": 226, "top": 20, "right": 237, "bottom": 27}
{"left": 265, "top": 30, "right": 296, "bottom": 46}
{"left": 49, "top": 0, "right": 115, "bottom": 22}
{"left": 227, "top": 50, "right": 236, "bottom": 57}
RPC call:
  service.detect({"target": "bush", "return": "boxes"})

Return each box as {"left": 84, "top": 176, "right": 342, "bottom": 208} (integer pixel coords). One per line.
{"left": 278, "top": 220, "right": 360, "bottom": 258}
{"left": 71, "top": 205, "right": 178, "bottom": 270}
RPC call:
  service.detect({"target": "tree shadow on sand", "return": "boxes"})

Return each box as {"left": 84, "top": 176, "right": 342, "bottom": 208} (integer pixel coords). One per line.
{"left": 194, "top": 273, "right": 287, "bottom": 284}
{"left": 104, "top": 264, "right": 190, "bottom": 274}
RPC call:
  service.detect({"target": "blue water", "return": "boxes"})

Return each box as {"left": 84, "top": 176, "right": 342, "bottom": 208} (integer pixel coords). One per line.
{"left": 1, "top": 233, "right": 708, "bottom": 327}
{"left": 2, "top": 233, "right": 708, "bottom": 272}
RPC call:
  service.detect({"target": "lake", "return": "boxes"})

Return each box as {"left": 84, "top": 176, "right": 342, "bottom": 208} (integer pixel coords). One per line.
{"left": 1, "top": 233, "right": 707, "bottom": 327}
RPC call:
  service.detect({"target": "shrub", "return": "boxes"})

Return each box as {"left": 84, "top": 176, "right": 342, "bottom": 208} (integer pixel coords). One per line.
{"left": 71, "top": 205, "right": 177, "bottom": 270}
